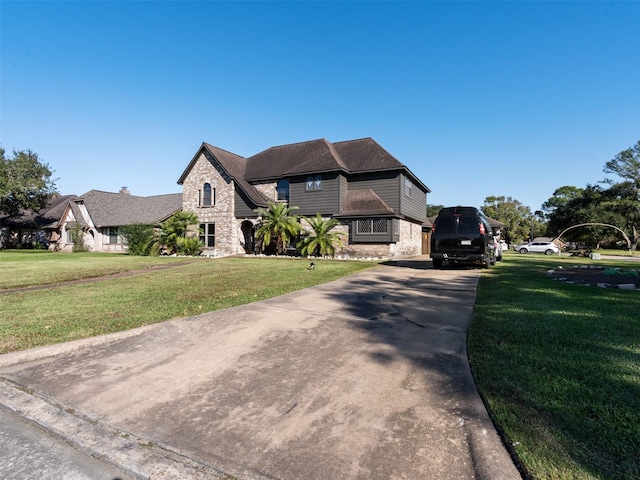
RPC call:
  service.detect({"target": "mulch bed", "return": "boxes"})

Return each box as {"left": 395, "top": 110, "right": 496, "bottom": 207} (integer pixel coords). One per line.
{"left": 547, "top": 265, "right": 640, "bottom": 289}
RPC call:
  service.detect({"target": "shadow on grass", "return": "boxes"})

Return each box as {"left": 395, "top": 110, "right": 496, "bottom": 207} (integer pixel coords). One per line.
{"left": 468, "top": 256, "right": 640, "bottom": 480}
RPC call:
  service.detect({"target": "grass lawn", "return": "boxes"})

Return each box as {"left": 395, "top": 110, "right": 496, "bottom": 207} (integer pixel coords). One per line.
{"left": 0, "top": 251, "right": 376, "bottom": 353}
{"left": 0, "top": 250, "right": 194, "bottom": 289}
{"left": 469, "top": 252, "right": 639, "bottom": 480}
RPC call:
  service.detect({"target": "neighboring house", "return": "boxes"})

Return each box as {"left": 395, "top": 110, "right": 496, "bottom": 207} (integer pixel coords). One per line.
{"left": 178, "top": 137, "right": 430, "bottom": 258}
{"left": 0, "top": 194, "right": 77, "bottom": 249}
{"left": 56, "top": 188, "right": 183, "bottom": 252}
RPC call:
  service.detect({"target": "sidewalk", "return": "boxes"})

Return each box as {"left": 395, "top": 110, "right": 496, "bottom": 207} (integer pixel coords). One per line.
{"left": 0, "top": 258, "right": 522, "bottom": 480}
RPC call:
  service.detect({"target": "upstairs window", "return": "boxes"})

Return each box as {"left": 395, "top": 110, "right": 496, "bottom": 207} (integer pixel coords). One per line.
{"left": 306, "top": 175, "right": 322, "bottom": 191}
{"left": 200, "top": 183, "right": 215, "bottom": 207}
{"left": 404, "top": 177, "right": 412, "bottom": 198}
{"left": 277, "top": 179, "right": 290, "bottom": 202}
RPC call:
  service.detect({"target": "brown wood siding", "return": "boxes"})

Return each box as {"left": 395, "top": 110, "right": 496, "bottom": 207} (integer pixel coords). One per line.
{"left": 347, "top": 172, "right": 400, "bottom": 212}
{"left": 400, "top": 174, "right": 428, "bottom": 223}
{"left": 289, "top": 173, "right": 342, "bottom": 216}
{"left": 234, "top": 190, "right": 259, "bottom": 218}
{"left": 339, "top": 174, "right": 348, "bottom": 213}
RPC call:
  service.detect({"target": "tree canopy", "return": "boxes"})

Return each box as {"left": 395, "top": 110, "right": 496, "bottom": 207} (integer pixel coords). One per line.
{"left": 481, "top": 196, "right": 534, "bottom": 245}
{"left": 604, "top": 140, "right": 640, "bottom": 188}
{"left": 541, "top": 141, "right": 640, "bottom": 250}
{"left": 0, "top": 148, "right": 57, "bottom": 216}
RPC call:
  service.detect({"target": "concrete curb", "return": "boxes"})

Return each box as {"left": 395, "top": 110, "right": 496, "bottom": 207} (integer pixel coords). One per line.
{"left": 0, "top": 379, "right": 235, "bottom": 480}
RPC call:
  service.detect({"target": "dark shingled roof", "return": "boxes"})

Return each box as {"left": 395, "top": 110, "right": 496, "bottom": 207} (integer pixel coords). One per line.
{"left": 336, "top": 189, "right": 397, "bottom": 217}
{"left": 177, "top": 143, "right": 268, "bottom": 208}
{"left": 245, "top": 137, "right": 429, "bottom": 192}
{"left": 0, "top": 194, "right": 77, "bottom": 229}
{"left": 179, "top": 137, "right": 429, "bottom": 205}
{"left": 245, "top": 139, "right": 348, "bottom": 180}
{"left": 77, "top": 190, "right": 183, "bottom": 227}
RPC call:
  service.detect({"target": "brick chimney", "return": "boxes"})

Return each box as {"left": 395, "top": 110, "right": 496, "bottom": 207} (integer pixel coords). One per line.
{"left": 120, "top": 187, "right": 130, "bottom": 194}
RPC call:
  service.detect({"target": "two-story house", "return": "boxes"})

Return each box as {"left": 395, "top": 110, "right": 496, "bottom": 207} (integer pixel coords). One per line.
{"left": 178, "top": 137, "right": 429, "bottom": 258}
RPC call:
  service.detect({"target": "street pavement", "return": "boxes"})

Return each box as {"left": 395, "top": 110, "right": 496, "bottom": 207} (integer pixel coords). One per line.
{"left": 0, "top": 407, "right": 132, "bottom": 480}
{"left": 0, "top": 257, "right": 522, "bottom": 480}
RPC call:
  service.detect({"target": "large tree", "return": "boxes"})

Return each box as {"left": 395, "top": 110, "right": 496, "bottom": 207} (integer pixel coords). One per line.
{"left": 603, "top": 140, "right": 640, "bottom": 250}
{"left": 546, "top": 184, "right": 633, "bottom": 249}
{"left": 542, "top": 186, "right": 584, "bottom": 216}
{"left": 604, "top": 140, "right": 640, "bottom": 188}
{"left": 0, "top": 148, "right": 57, "bottom": 216}
{"left": 481, "top": 196, "right": 533, "bottom": 245}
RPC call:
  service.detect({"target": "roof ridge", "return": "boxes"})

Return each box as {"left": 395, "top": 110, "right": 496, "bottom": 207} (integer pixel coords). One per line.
{"left": 203, "top": 142, "right": 247, "bottom": 159}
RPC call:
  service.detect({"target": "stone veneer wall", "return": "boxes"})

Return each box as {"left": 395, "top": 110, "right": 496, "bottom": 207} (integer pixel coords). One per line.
{"left": 389, "top": 219, "right": 422, "bottom": 257}
{"left": 182, "top": 152, "right": 239, "bottom": 256}
{"left": 252, "top": 181, "right": 277, "bottom": 201}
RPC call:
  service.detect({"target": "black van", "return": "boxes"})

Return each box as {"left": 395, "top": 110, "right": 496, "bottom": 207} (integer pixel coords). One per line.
{"left": 430, "top": 206, "right": 496, "bottom": 269}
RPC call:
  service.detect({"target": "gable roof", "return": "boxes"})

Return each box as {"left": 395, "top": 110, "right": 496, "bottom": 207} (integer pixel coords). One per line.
{"left": 0, "top": 194, "right": 77, "bottom": 229}
{"left": 177, "top": 143, "right": 268, "bottom": 208}
{"left": 335, "top": 189, "right": 398, "bottom": 218}
{"left": 76, "top": 190, "right": 183, "bottom": 227}
{"left": 245, "top": 138, "right": 348, "bottom": 180}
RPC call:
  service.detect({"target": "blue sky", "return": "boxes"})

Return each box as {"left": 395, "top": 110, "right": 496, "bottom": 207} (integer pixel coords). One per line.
{"left": 2, "top": 1, "right": 639, "bottom": 212}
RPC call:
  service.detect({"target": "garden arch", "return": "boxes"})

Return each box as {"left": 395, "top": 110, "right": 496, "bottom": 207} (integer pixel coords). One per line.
{"left": 554, "top": 223, "right": 631, "bottom": 253}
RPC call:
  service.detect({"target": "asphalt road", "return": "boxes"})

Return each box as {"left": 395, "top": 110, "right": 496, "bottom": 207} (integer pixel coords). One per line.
{"left": 0, "top": 407, "right": 131, "bottom": 480}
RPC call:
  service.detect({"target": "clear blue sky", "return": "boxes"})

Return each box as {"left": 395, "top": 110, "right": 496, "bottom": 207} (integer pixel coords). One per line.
{"left": 2, "top": 1, "right": 639, "bottom": 212}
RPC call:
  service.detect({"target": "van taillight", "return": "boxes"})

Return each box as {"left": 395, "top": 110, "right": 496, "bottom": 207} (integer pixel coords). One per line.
{"left": 431, "top": 224, "right": 436, "bottom": 233}
{"left": 479, "top": 223, "right": 485, "bottom": 234}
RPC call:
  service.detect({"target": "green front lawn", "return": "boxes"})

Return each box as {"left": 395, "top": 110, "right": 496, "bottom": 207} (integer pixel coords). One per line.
{"left": 470, "top": 253, "right": 639, "bottom": 480}
{"left": 0, "top": 252, "right": 375, "bottom": 353}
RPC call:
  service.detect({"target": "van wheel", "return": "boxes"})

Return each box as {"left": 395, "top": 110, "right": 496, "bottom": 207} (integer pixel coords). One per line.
{"left": 433, "top": 258, "right": 443, "bottom": 269}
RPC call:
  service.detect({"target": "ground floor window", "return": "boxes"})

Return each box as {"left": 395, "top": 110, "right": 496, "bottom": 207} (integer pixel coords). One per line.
{"left": 357, "top": 218, "right": 388, "bottom": 234}
{"left": 200, "top": 223, "right": 215, "bottom": 247}
{"left": 106, "top": 227, "right": 119, "bottom": 244}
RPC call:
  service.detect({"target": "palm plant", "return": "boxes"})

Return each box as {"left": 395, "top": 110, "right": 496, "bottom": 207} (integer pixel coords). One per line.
{"left": 297, "top": 213, "right": 345, "bottom": 257}
{"left": 157, "top": 211, "right": 202, "bottom": 255}
{"left": 254, "top": 202, "right": 300, "bottom": 255}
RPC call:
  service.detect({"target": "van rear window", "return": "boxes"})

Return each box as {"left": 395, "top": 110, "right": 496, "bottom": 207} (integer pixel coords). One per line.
{"left": 457, "top": 218, "right": 479, "bottom": 234}
{"left": 435, "top": 217, "right": 457, "bottom": 234}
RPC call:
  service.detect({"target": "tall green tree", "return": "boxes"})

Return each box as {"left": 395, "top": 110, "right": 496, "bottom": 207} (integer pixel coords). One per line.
{"left": 254, "top": 202, "right": 300, "bottom": 255}
{"left": 481, "top": 196, "right": 533, "bottom": 244}
{"left": 546, "top": 184, "right": 630, "bottom": 248}
{"left": 604, "top": 140, "right": 640, "bottom": 188}
{"left": 0, "top": 148, "right": 57, "bottom": 216}
{"left": 297, "top": 213, "right": 345, "bottom": 257}
{"left": 542, "top": 186, "right": 584, "bottom": 216}
{"left": 603, "top": 140, "right": 640, "bottom": 250}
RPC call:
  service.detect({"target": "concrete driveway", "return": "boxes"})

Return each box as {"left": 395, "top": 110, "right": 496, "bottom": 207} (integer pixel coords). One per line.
{"left": 0, "top": 258, "right": 521, "bottom": 480}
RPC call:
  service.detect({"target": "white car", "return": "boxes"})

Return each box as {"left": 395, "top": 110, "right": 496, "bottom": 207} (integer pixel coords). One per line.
{"left": 515, "top": 241, "right": 559, "bottom": 255}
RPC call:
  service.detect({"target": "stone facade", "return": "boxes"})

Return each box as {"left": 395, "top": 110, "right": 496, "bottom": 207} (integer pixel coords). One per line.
{"left": 182, "top": 152, "right": 239, "bottom": 256}
{"left": 389, "top": 219, "right": 422, "bottom": 257}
